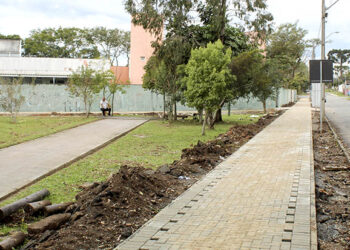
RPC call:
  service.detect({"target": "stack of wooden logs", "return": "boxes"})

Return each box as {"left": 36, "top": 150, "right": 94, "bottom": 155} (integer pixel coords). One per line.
{"left": 0, "top": 189, "right": 75, "bottom": 250}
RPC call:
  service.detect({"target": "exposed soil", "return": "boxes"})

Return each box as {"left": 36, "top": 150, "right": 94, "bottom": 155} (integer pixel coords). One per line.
{"left": 313, "top": 112, "right": 350, "bottom": 249}
{"left": 0, "top": 111, "right": 283, "bottom": 250}
{"left": 281, "top": 101, "right": 296, "bottom": 108}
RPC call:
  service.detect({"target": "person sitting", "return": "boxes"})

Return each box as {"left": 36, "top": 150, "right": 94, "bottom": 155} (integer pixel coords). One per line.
{"left": 100, "top": 97, "right": 111, "bottom": 116}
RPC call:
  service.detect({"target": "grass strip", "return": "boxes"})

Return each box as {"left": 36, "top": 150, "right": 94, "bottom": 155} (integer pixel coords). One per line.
{"left": 0, "top": 116, "right": 98, "bottom": 149}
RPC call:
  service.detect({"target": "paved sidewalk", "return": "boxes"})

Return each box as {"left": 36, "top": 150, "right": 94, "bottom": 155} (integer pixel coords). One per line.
{"left": 118, "top": 98, "right": 316, "bottom": 250}
{"left": 0, "top": 119, "right": 147, "bottom": 200}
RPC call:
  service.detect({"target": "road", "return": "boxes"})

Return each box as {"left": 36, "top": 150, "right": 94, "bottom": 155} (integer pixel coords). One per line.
{"left": 326, "top": 93, "right": 350, "bottom": 147}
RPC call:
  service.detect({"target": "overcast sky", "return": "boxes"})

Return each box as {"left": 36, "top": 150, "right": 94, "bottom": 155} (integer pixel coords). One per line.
{"left": 0, "top": 0, "right": 348, "bottom": 60}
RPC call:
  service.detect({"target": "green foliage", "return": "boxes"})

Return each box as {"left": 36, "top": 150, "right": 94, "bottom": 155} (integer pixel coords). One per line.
{"left": 328, "top": 49, "right": 350, "bottom": 82}
{"left": 0, "top": 78, "right": 25, "bottom": 123}
{"left": 231, "top": 50, "right": 277, "bottom": 113}
{"left": 267, "top": 23, "right": 308, "bottom": 88}
{"left": 23, "top": 27, "right": 130, "bottom": 64}
{"left": 184, "top": 40, "right": 233, "bottom": 134}
{"left": 67, "top": 65, "right": 108, "bottom": 117}
{"left": 0, "top": 34, "right": 21, "bottom": 40}
{"left": 86, "top": 27, "right": 130, "bottom": 66}
{"left": 24, "top": 27, "right": 99, "bottom": 58}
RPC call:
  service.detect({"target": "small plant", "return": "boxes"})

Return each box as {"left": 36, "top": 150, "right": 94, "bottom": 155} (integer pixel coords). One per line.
{"left": 0, "top": 77, "right": 25, "bottom": 123}
{"left": 68, "top": 65, "right": 106, "bottom": 117}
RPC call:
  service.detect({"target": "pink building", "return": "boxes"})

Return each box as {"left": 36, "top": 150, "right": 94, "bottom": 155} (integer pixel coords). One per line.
{"left": 129, "top": 24, "right": 157, "bottom": 85}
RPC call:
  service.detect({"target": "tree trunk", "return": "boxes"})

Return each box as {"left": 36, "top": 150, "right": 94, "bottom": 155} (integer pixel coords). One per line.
{"left": 44, "top": 202, "right": 74, "bottom": 216}
{"left": 340, "top": 59, "right": 343, "bottom": 82}
{"left": 173, "top": 98, "right": 177, "bottom": 121}
{"left": 27, "top": 213, "right": 71, "bottom": 234}
{"left": 0, "top": 189, "right": 50, "bottom": 219}
{"left": 215, "top": 109, "right": 223, "bottom": 122}
{"left": 198, "top": 109, "right": 203, "bottom": 123}
{"left": 111, "top": 93, "right": 115, "bottom": 116}
{"left": 201, "top": 115, "right": 206, "bottom": 136}
{"left": 24, "top": 200, "right": 52, "bottom": 215}
{"left": 227, "top": 102, "right": 231, "bottom": 116}
{"left": 84, "top": 97, "right": 89, "bottom": 118}
{"left": 0, "top": 231, "right": 26, "bottom": 250}
{"left": 163, "top": 93, "right": 166, "bottom": 119}
{"left": 214, "top": 99, "right": 226, "bottom": 123}
{"left": 263, "top": 100, "right": 267, "bottom": 114}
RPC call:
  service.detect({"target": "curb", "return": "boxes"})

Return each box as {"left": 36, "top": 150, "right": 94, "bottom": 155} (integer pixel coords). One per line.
{"left": 325, "top": 116, "right": 350, "bottom": 164}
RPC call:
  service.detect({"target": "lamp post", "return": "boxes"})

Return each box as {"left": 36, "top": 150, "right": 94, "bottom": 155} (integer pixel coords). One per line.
{"left": 320, "top": 0, "right": 340, "bottom": 131}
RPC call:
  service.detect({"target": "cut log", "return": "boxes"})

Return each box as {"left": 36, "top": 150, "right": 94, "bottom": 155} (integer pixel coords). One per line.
{"left": 0, "top": 189, "right": 50, "bottom": 220}
{"left": 27, "top": 213, "right": 71, "bottom": 234}
{"left": 44, "top": 202, "right": 74, "bottom": 215}
{"left": 24, "top": 200, "right": 52, "bottom": 214}
{"left": 0, "top": 231, "right": 26, "bottom": 250}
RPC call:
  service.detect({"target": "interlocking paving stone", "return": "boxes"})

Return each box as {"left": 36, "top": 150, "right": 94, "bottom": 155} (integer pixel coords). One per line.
{"left": 117, "top": 98, "right": 316, "bottom": 250}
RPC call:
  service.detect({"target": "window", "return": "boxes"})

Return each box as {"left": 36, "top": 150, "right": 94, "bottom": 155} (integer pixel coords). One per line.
{"left": 140, "top": 56, "right": 145, "bottom": 61}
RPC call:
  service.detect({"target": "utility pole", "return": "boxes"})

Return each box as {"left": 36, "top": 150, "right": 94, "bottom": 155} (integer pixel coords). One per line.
{"left": 320, "top": 0, "right": 340, "bottom": 131}
{"left": 321, "top": 0, "right": 326, "bottom": 60}
{"left": 320, "top": 0, "right": 326, "bottom": 131}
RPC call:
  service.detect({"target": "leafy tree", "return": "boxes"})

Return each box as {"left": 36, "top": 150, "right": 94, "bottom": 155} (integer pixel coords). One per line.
{"left": 266, "top": 23, "right": 308, "bottom": 88}
{"left": 67, "top": 65, "right": 105, "bottom": 117}
{"left": 0, "top": 77, "right": 26, "bottom": 123}
{"left": 0, "top": 34, "right": 21, "bottom": 40}
{"left": 328, "top": 49, "right": 350, "bottom": 82}
{"left": 197, "top": 0, "right": 273, "bottom": 42}
{"left": 24, "top": 27, "right": 100, "bottom": 58}
{"left": 87, "top": 27, "right": 130, "bottom": 66}
{"left": 107, "top": 72, "right": 127, "bottom": 114}
{"left": 250, "top": 59, "right": 277, "bottom": 113}
{"left": 143, "top": 56, "right": 169, "bottom": 117}
{"left": 184, "top": 40, "right": 233, "bottom": 135}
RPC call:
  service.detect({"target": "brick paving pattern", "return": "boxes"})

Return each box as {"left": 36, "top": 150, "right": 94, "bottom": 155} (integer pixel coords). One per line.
{"left": 117, "top": 98, "right": 316, "bottom": 250}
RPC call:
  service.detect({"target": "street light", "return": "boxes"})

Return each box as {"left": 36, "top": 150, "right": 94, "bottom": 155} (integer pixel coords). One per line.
{"left": 320, "top": 0, "right": 340, "bottom": 132}
{"left": 326, "top": 31, "right": 340, "bottom": 40}
{"left": 311, "top": 32, "right": 339, "bottom": 60}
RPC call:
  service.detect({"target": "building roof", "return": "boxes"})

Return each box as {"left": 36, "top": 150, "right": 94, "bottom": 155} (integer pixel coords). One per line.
{"left": 0, "top": 57, "right": 109, "bottom": 78}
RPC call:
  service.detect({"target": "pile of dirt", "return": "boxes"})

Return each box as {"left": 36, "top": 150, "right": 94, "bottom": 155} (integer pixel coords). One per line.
{"left": 14, "top": 111, "right": 282, "bottom": 250}
{"left": 281, "top": 102, "right": 295, "bottom": 108}
{"left": 313, "top": 112, "right": 350, "bottom": 249}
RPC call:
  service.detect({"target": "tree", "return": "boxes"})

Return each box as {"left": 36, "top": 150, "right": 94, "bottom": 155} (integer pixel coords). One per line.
{"left": 107, "top": 72, "right": 127, "bottom": 115}
{"left": 184, "top": 40, "right": 233, "bottom": 135}
{"left": 0, "top": 77, "right": 26, "bottom": 123}
{"left": 24, "top": 27, "right": 100, "bottom": 58}
{"left": 87, "top": 27, "right": 130, "bottom": 66}
{"left": 328, "top": 49, "right": 350, "bottom": 82}
{"left": 67, "top": 65, "right": 105, "bottom": 117}
{"left": 231, "top": 50, "right": 279, "bottom": 113}
{"left": 266, "top": 23, "right": 308, "bottom": 88}
{"left": 0, "top": 34, "right": 21, "bottom": 40}
{"left": 143, "top": 56, "right": 169, "bottom": 118}
{"left": 250, "top": 59, "right": 277, "bottom": 113}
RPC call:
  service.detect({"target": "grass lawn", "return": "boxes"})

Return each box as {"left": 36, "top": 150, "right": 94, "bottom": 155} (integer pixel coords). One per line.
{"left": 326, "top": 89, "right": 348, "bottom": 97}
{"left": 0, "top": 114, "right": 260, "bottom": 235}
{"left": 0, "top": 116, "right": 98, "bottom": 149}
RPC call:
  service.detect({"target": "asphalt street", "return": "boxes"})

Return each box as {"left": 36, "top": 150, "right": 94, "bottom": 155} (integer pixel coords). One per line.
{"left": 326, "top": 93, "right": 350, "bottom": 147}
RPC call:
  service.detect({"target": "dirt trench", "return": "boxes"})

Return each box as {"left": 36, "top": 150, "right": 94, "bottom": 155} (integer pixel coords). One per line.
{"left": 313, "top": 112, "right": 350, "bottom": 249}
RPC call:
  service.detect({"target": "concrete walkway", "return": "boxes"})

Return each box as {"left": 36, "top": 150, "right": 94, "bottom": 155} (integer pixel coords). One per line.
{"left": 0, "top": 119, "right": 147, "bottom": 200}
{"left": 118, "top": 98, "right": 316, "bottom": 250}
{"left": 326, "top": 93, "right": 350, "bottom": 147}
